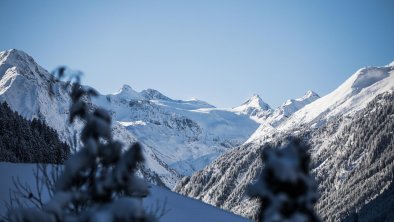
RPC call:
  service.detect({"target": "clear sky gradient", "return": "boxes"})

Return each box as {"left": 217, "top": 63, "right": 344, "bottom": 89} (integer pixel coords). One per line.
{"left": 1, "top": 1, "right": 393, "bottom": 108}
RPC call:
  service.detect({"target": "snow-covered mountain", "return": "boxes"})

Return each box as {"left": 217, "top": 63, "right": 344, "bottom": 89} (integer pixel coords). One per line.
{"left": 248, "top": 63, "right": 394, "bottom": 144}
{"left": 93, "top": 86, "right": 319, "bottom": 178}
{"left": 176, "top": 62, "right": 394, "bottom": 221}
{"left": 0, "top": 49, "right": 329, "bottom": 189}
{"left": 279, "top": 65, "right": 394, "bottom": 131}
{"left": 0, "top": 49, "right": 74, "bottom": 139}
{"left": 90, "top": 85, "right": 260, "bottom": 177}
{"left": 0, "top": 49, "right": 179, "bottom": 188}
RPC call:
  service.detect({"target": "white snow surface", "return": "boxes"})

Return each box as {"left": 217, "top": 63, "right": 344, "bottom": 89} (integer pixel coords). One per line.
{"left": 0, "top": 162, "right": 250, "bottom": 222}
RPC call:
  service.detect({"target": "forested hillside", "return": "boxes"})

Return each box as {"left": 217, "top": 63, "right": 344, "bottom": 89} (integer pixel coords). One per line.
{"left": 176, "top": 91, "right": 394, "bottom": 221}
{"left": 311, "top": 91, "right": 394, "bottom": 221}
{"left": 0, "top": 102, "right": 70, "bottom": 163}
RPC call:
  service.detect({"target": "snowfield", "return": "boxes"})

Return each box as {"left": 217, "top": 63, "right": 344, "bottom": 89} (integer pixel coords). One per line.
{"left": 0, "top": 162, "right": 251, "bottom": 222}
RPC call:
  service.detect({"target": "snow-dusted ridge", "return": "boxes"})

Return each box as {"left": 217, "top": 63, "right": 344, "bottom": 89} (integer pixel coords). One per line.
{"left": 248, "top": 63, "right": 394, "bottom": 143}
{"left": 265, "top": 90, "right": 320, "bottom": 127}
{"left": 278, "top": 64, "right": 394, "bottom": 131}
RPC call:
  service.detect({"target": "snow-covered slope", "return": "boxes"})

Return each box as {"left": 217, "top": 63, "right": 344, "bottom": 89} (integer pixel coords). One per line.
{"left": 0, "top": 162, "right": 251, "bottom": 222}
{"left": 279, "top": 65, "right": 394, "bottom": 130}
{"left": 91, "top": 85, "right": 260, "bottom": 176}
{"left": 176, "top": 62, "right": 394, "bottom": 221}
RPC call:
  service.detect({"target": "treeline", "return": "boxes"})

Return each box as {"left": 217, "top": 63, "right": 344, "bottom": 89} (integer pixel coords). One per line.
{"left": 0, "top": 102, "right": 70, "bottom": 163}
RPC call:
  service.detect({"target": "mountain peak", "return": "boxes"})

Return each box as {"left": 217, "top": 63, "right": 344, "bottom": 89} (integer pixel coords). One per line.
{"left": 350, "top": 67, "right": 391, "bottom": 91}
{"left": 120, "top": 84, "right": 133, "bottom": 92}
{"left": 233, "top": 94, "right": 271, "bottom": 119}
{"left": 241, "top": 94, "right": 270, "bottom": 110}
{"left": 249, "top": 94, "right": 262, "bottom": 101}
{"left": 113, "top": 84, "right": 142, "bottom": 100}
{"left": 282, "top": 90, "right": 319, "bottom": 106}
{"left": 0, "top": 49, "right": 48, "bottom": 81}
{"left": 302, "top": 90, "right": 319, "bottom": 100}
{"left": 0, "top": 49, "right": 35, "bottom": 64}
{"left": 140, "top": 88, "right": 171, "bottom": 101}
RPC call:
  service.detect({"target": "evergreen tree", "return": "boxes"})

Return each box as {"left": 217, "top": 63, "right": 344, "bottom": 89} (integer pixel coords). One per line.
{"left": 0, "top": 102, "right": 70, "bottom": 164}
{"left": 248, "top": 138, "right": 320, "bottom": 222}
{"left": 8, "top": 68, "right": 156, "bottom": 222}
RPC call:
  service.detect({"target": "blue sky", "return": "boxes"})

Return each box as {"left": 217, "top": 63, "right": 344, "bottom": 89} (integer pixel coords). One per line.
{"left": 0, "top": 1, "right": 393, "bottom": 108}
